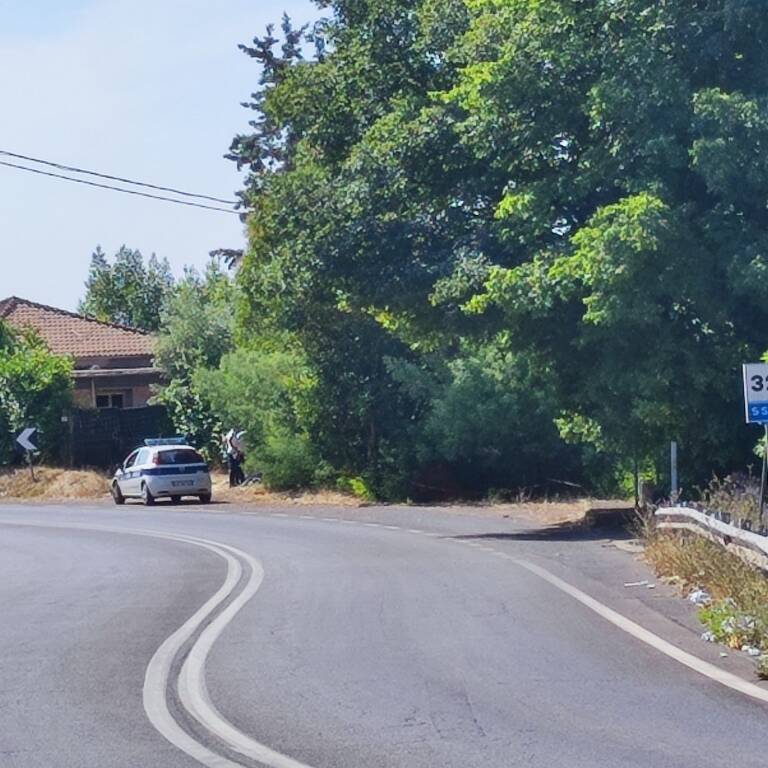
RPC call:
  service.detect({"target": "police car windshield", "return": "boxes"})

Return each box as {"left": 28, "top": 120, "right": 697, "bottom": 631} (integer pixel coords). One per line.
{"left": 157, "top": 449, "right": 205, "bottom": 465}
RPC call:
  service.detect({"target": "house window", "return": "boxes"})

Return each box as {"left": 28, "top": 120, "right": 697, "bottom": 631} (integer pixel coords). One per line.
{"left": 96, "top": 391, "right": 127, "bottom": 409}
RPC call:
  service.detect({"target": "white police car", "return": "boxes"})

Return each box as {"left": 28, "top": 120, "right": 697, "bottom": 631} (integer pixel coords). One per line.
{"left": 111, "top": 438, "right": 212, "bottom": 505}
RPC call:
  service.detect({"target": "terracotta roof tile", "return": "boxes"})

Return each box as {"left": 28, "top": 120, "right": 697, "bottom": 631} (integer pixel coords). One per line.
{"left": 0, "top": 296, "right": 155, "bottom": 360}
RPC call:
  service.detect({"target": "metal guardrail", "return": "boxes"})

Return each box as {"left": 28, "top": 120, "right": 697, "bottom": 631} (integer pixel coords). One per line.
{"left": 654, "top": 505, "right": 768, "bottom": 570}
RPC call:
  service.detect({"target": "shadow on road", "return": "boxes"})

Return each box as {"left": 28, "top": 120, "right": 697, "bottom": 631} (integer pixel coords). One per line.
{"left": 452, "top": 520, "right": 635, "bottom": 543}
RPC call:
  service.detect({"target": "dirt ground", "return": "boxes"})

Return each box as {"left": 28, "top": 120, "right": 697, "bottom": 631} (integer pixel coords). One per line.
{"left": 0, "top": 466, "right": 630, "bottom": 526}
{"left": 0, "top": 466, "right": 110, "bottom": 500}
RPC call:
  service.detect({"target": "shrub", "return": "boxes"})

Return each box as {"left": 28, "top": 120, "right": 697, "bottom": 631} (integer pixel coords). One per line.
{"left": 336, "top": 475, "right": 375, "bottom": 502}
{"left": 0, "top": 325, "right": 72, "bottom": 464}
{"left": 195, "top": 348, "right": 323, "bottom": 489}
{"left": 254, "top": 431, "right": 323, "bottom": 491}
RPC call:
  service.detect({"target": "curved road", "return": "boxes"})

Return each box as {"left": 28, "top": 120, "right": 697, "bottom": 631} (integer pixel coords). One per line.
{"left": 1, "top": 502, "right": 767, "bottom": 768}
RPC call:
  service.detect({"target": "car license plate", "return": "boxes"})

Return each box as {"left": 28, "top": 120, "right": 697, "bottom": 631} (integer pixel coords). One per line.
{"left": 172, "top": 480, "right": 194, "bottom": 488}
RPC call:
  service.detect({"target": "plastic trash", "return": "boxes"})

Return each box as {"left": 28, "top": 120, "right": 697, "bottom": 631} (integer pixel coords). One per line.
{"left": 742, "top": 645, "right": 762, "bottom": 657}
{"left": 624, "top": 580, "right": 649, "bottom": 588}
{"left": 701, "top": 631, "right": 716, "bottom": 643}
{"left": 688, "top": 589, "right": 712, "bottom": 606}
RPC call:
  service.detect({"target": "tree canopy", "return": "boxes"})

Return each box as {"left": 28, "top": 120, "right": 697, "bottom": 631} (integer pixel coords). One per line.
{"left": 0, "top": 322, "right": 72, "bottom": 464}
{"left": 79, "top": 245, "right": 174, "bottom": 331}
{"left": 221, "top": 0, "right": 768, "bottom": 497}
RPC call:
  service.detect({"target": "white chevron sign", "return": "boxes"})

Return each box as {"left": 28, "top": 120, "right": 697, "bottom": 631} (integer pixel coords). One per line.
{"left": 16, "top": 427, "right": 38, "bottom": 452}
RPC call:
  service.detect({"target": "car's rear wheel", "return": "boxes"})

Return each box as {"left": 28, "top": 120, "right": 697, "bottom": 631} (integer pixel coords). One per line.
{"left": 198, "top": 492, "right": 211, "bottom": 504}
{"left": 141, "top": 483, "right": 155, "bottom": 506}
{"left": 170, "top": 495, "right": 181, "bottom": 504}
{"left": 111, "top": 482, "right": 125, "bottom": 505}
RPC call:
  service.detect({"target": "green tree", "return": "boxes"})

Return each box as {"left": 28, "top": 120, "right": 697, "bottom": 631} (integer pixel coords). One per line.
{"left": 79, "top": 245, "right": 174, "bottom": 331}
{"left": 0, "top": 324, "right": 72, "bottom": 464}
{"left": 231, "top": 2, "right": 473, "bottom": 495}
{"left": 194, "top": 348, "right": 323, "bottom": 490}
{"left": 152, "top": 259, "right": 236, "bottom": 457}
{"left": 452, "top": 0, "right": 768, "bottom": 485}
{"left": 230, "top": 0, "right": 768, "bottom": 497}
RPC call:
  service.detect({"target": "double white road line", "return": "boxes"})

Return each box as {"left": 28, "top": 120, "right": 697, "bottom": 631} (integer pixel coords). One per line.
{"left": 0, "top": 520, "right": 313, "bottom": 768}
{"left": 4, "top": 515, "right": 768, "bottom": 768}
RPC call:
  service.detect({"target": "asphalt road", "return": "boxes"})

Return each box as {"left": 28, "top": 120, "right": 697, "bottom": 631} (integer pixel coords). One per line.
{"left": 1, "top": 502, "right": 768, "bottom": 768}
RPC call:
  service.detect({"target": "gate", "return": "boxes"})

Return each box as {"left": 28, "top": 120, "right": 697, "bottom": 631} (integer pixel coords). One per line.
{"left": 70, "top": 405, "right": 174, "bottom": 469}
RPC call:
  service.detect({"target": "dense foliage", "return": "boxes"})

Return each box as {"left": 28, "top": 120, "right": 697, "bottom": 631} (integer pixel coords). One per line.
{"left": 217, "top": 0, "right": 768, "bottom": 498}
{"left": 0, "top": 322, "right": 72, "bottom": 464}
{"left": 79, "top": 245, "right": 174, "bottom": 331}
{"left": 151, "top": 259, "right": 236, "bottom": 458}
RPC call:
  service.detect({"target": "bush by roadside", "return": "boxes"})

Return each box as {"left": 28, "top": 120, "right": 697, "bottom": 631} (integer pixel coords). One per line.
{"left": 643, "top": 524, "right": 768, "bottom": 678}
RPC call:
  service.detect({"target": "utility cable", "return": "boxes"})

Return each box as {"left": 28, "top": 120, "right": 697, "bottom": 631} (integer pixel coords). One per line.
{"left": 0, "top": 148, "right": 239, "bottom": 205}
{"left": 0, "top": 160, "right": 241, "bottom": 214}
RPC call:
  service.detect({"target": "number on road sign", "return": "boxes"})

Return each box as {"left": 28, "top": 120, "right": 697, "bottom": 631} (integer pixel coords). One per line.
{"left": 743, "top": 364, "right": 768, "bottom": 424}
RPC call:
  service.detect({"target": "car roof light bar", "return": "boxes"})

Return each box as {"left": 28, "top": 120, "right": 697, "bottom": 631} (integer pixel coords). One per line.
{"left": 144, "top": 436, "right": 189, "bottom": 446}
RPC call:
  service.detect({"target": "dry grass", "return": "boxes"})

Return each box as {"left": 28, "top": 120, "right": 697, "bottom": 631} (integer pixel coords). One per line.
{"left": 643, "top": 525, "right": 768, "bottom": 667}
{"left": 210, "top": 473, "right": 363, "bottom": 507}
{"left": 0, "top": 466, "right": 109, "bottom": 501}
{"left": 0, "top": 465, "right": 627, "bottom": 521}
{"left": 702, "top": 475, "right": 763, "bottom": 529}
{"left": 644, "top": 527, "right": 768, "bottom": 606}
{"left": 480, "top": 497, "right": 631, "bottom": 525}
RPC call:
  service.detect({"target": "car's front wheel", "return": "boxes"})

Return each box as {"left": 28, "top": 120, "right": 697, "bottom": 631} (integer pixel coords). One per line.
{"left": 141, "top": 483, "right": 155, "bottom": 506}
{"left": 198, "top": 492, "right": 211, "bottom": 504}
{"left": 111, "top": 482, "right": 125, "bottom": 505}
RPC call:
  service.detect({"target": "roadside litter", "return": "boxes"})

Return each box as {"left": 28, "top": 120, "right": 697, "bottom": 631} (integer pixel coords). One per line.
{"left": 688, "top": 589, "right": 712, "bottom": 606}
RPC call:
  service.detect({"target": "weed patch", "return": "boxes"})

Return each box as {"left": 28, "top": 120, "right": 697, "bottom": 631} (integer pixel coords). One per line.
{"left": 643, "top": 526, "right": 768, "bottom": 678}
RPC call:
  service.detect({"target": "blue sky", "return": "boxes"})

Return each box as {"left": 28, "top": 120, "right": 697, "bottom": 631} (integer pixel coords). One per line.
{"left": 0, "top": 0, "right": 317, "bottom": 310}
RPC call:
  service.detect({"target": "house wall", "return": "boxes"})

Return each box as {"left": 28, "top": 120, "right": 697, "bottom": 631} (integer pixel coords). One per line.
{"left": 73, "top": 373, "right": 161, "bottom": 409}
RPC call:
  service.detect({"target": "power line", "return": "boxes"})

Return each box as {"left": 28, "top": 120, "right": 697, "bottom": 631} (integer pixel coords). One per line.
{"left": 0, "top": 160, "right": 242, "bottom": 214}
{"left": 0, "top": 149, "right": 239, "bottom": 205}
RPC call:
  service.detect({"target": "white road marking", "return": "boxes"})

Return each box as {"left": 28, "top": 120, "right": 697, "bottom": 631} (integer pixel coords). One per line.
{"left": 407, "top": 529, "right": 423, "bottom": 534}
{"left": 382, "top": 525, "right": 401, "bottom": 531}
{"left": 509, "top": 556, "right": 768, "bottom": 705}
{"left": 0, "top": 519, "right": 315, "bottom": 768}
{"left": 176, "top": 540, "right": 312, "bottom": 768}
{"left": 4, "top": 510, "right": 768, "bottom": 754}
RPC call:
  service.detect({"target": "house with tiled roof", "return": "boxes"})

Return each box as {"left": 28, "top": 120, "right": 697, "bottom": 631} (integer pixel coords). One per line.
{"left": 0, "top": 296, "right": 162, "bottom": 409}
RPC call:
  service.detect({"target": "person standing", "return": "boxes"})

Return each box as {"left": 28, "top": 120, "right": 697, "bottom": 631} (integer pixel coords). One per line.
{"left": 224, "top": 428, "right": 246, "bottom": 487}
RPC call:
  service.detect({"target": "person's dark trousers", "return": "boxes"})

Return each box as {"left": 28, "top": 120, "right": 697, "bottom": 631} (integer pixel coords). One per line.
{"left": 228, "top": 455, "right": 240, "bottom": 487}
{"left": 235, "top": 461, "right": 246, "bottom": 486}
